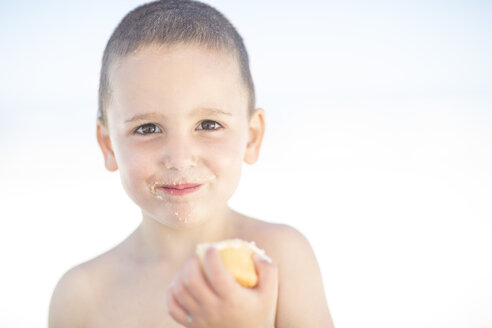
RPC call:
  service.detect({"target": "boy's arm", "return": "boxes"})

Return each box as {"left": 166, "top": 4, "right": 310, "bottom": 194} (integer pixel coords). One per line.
{"left": 271, "top": 225, "right": 335, "bottom": 328}
{"left": 48, "top": 266, "right": 91, "bottom": 328}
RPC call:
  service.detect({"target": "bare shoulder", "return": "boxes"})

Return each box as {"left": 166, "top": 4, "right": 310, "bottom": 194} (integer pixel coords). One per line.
{"left": 239, "top": 217, "right": 335, "bottom": 328}
{"left": 48, "top": 250, "right": 119, "bottom": 328}
{"left": 238, "top": 216, "right": 319, "bottom": 266}
{"left": 255, "top": 222, "right": 311, "bottom": 254}
{"left": 249, "top": 221, "right": 322, "bottom": 273}
{"left": 49, "top": 262, "right": 93, "bottom": 327}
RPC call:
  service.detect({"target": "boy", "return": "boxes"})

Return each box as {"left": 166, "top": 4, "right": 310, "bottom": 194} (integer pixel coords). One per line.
{"left": 48, "top": 1, "right": 334, "bottom": 327}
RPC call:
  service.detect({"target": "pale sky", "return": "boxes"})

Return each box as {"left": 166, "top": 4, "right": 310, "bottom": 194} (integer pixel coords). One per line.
{"left": 1, "top": 1, "right": 491, "bottom": 327}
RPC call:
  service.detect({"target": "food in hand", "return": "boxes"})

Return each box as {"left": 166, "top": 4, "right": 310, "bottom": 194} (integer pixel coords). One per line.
{"left": 196, "top": 238, "right": 271, "bottom": 288}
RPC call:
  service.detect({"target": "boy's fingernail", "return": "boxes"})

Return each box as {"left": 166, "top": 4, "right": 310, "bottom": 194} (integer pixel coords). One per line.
{"left": 254, "top": 253, "right": 272, "bottom": 263}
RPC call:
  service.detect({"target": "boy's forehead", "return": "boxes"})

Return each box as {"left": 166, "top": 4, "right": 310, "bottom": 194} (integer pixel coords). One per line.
{"left": 111, "top": 43, "right": 239, "bottom": 78}
{"left": 107, "top": 43, "right": 249, "bottom": 119}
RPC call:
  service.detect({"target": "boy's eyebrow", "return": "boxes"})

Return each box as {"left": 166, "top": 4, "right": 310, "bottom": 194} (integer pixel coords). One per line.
{"left": 125, "top": 112, "right": 167, "bottom": 123}
{"left": 195, "top": 107, "right": 232, "bottom": 116}
{"left": 124, "top": 108, "right": 232, "bottom": 123}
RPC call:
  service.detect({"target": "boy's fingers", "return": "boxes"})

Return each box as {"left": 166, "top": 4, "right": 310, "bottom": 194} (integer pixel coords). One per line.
{"left": 182, "top": 255, "right": 216, "bottom": 303}
{"left": 254, "top": 254, "right": 278, "bottom": 295}
{"left": 166, "top": 287, "right": 192, "bottom": 327}
{"left": 171, "top": 277, "right": 200, "bottom": 313}
{"left": 202, "top": 247, "right": 237, "bottom": 297}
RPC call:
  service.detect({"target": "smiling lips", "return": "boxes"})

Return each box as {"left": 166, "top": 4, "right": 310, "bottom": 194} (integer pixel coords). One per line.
{"left": 159, "top": 183, "right": 202, "bottom": 196}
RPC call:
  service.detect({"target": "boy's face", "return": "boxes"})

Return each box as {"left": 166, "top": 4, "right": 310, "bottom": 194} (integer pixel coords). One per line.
{"left": 97, "top": 44, "right": 264, "bottom": 228}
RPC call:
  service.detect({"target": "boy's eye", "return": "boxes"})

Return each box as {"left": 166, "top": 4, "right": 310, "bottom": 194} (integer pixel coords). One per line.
{"left": 134, "top": 123, "right": 162, "bottom": 135}
{"left": 197, "top": 120, "right": 222, "bottom": 131}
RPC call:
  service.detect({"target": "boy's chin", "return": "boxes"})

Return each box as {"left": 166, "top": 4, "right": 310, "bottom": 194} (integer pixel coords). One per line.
{"left": 143, "top": 205, "right": 215, "bottom": 229}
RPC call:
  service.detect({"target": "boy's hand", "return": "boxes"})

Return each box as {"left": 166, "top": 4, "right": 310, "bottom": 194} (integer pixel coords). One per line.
{"left": 166, "top": 247, "right": 278, "bottom": 328}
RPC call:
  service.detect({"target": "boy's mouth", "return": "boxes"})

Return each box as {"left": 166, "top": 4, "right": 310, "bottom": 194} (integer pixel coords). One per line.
{"left": 151, "top": 183, "right": 203, "bottom": 196}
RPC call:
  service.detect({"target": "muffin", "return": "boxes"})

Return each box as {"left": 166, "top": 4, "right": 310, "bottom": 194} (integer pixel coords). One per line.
{"left": 196, "top": 238, "right": 271, "bottom": 288}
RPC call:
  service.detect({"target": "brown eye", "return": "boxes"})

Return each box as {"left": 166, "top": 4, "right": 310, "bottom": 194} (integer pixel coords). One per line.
{"left": 135, "top": 123, "right": 161, "bottom": 135}
{"left": 197, "top": 120, "right": 222, "bottom": 131}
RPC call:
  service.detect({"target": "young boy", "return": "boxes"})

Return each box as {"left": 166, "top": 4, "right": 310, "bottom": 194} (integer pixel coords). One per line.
{"left": 49, "top": 1, "right": 334, "bottom": 327}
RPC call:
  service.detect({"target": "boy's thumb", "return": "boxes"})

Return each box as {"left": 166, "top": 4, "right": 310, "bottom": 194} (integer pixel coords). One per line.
{"left": 253, "top": 254, "right": 278, "bottom": 293}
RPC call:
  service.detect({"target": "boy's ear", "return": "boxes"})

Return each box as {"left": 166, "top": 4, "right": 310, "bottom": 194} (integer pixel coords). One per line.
{"left": 243, "top": 108, "right": 266, "bottom": 165}
{"left": 96, "top": 120, "right": 118, "bottom": 171}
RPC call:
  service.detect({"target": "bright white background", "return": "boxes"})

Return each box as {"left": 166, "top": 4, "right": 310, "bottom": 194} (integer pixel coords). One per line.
{"left": 1, "top": 1, "right": 491, "bottom": 327}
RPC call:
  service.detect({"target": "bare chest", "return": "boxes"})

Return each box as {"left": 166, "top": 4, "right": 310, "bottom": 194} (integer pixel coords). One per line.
{"left": 86, "top": 267, "right": 182, "bottom": 328}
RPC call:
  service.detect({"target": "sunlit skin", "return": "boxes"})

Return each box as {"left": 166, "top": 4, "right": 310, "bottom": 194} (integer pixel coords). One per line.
{"left": 48, "top": 42, "right": 334, "bottom": 328}
{"left": 101, "top": 44, "right": 258, "bottom": 231}
{"left": 98, "top": 43, "right": 275, "bottom": 327}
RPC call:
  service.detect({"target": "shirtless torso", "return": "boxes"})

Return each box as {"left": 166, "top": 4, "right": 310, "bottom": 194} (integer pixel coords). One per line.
{"left": 49, "top": 212, "right": 334, "bottom": 328}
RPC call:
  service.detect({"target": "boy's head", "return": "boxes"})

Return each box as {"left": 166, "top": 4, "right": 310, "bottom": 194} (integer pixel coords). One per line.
{"left": 98, "top": 0, "right": 255, "bottom": 126}
{"left": 96, "top": 0, "right": 265, "bottom": 228}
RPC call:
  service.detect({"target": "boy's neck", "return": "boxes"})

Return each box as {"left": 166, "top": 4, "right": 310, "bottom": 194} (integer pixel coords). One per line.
{"left": 129, "top": 206, "right": 240, "bottom": 264}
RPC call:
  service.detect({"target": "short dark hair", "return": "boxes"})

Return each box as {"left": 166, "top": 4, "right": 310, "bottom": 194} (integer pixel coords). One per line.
{"left": 98, "top": 0, "right": 255, "bottom": 125}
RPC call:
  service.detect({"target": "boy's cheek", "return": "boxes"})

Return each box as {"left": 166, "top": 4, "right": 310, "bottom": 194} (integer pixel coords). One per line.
{"left": 115, "top": 149, "right": 154, "bottom": 196}
{"left": 115, "top": 139, "right": 156, "bottom": 169}
{"left": 208, "top": 132, "right": 246, "bottom": 166}
{"left": 208, "top": 141, "right": 243, "bottom": 177}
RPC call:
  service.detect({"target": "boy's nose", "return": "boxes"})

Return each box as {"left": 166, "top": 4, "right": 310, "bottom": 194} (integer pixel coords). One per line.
{"left": 160, "top": 133, "right": 198, "bottom": 170}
